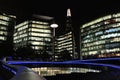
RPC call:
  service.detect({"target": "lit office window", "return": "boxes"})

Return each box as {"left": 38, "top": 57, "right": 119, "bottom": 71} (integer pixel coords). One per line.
{"left": 111, "top": 37, "right": 120, "bottom": 42}
{"left": 83, "top": 39, "right": 91, "bottom": 43}
{"left": 15, "top": 21, "right": 28, "bottom": 29}
{"left": 106, "top": 48, "right": 120, "bottom": 53}
{"left": 31, "top": 32, "right": 51, "bottom": 37}
{"left": 0, "top": 36, "right": 6, "bottom": 40}
{"left": 95, "top": 31, "right": 103, "bottom": 36}
{"left": 18, "top": 30, "right": 27, "bottom": 35}
{"left": 105, "top": 27, "right": 120, "bottom": 33}
{"left": 31, "top": 41, "right": 44, "bottom": 45}
{"left": 32, "top": 24, "right": 49, "bottom": 29}
{"left": 30, "top": 28, "right": 51, "bottom": 33}
{"left": 0, "top": 15, "right": 10, "bottom": 21}
{"left": 0, "top": 20, "right": 9, "bottom": 26}
{"left": 29, "top": 37, "right": 42, "bottom": 41}
{"left": 89, "top": 51, "right": 97, "bottom": 55}
{"left": 0, "top": 31, "right": 7, "bottom": 35}
{"left": 115, "top": 18, "right": 120, "bottom": 21}
{"left": 23, "top": 38, "right": 27, "bottom": 41}
{"left": 32, "top": 21, "right": 48, "bottom": 25}
{"left": 21, "top": 34, "right": 27, "bottom": 38}
{"left": 101, "top": 33, "right": 120, "bottom": 39}
{"left": 0, "top": 26, "right": 7, "bottom": 30}
{"left": 17, "top": 25, "right": 28, "bottom": 31}
{"left": 44, "top": 38, "right": 51, "bottom": 41}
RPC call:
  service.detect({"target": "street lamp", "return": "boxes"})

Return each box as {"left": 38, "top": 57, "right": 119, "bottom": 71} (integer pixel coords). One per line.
{"left": 50, "top": 23, "right": 58, "bottom": 61}
{"left": 50, "top": 23, "right": 58, "bottom": 36}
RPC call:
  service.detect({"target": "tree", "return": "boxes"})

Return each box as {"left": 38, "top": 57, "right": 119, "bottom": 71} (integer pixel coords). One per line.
{"left": 15, "top": 45, "right": 35, "bottom": 60}
{"left": 40, "top": 51, "right": 51, "bottom": 61}
{"left": 59, "top": 50, "right": 72, "bottom": 61}
{"left": 0, "top": 43, "right": 13, "bottom": 58}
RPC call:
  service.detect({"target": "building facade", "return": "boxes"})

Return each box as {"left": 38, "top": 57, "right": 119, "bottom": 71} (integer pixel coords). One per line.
{"left": 14, "top": 20, "right": 52, "bottom": 53}
{"left": 0, "top": 14, "right": 16, "bottom": 43}
{"left": 80, "top": 13, "right": 120, "bottom": 59}
{"left": 55, "top": 31, "right": 75, "bottom": 58}
{"left": 0, "top": 13, "right": 16, "bottom": 56}
{"left": 55, "top": 9, "right": 76, "bottom": 60}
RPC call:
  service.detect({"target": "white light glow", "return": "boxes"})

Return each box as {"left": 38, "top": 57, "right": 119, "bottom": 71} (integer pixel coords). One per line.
{"left": 50, "top": 23, "right": 58, "bottom": 28}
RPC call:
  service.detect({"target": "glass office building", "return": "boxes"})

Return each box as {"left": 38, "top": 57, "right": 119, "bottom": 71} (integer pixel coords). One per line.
{"left": 80, "top": 13, "right": 120, "bottom": 59}
{"left": 14, "top": 20, "right": 52, "bottom": 52}
{"left": 0, "top": 13, "right": 16, "bottom": 56}
{"left": 0, "top": 14, "right": 16, "bottom": 43}
{"left": 55, "top": 9, "right": 76, "bottom": 60}
{"left": 55, "top": 31, "right": 75, "bottom": 58}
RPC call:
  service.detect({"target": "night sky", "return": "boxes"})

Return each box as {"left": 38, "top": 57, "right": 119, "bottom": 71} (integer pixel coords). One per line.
{"left": 0, "top": 0, "right": 120, "bottom": 35}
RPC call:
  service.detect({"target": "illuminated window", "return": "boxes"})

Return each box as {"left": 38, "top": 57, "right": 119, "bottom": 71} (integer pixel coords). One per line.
{"left": 0, "top": 36, "right": 6, "bottom": 40}
{"left": 15, "top": 21, "right": 28, "bottom": 29}
{"left": 32, "top": 24, "right": 49, "bottom": 29}
{"left": 31, "top": 32, "right": 51, "bottom": 37}
{"left": 30, "top": 28, "right": 51, "bottom": 33}
{"left": 0, "top": 20, "right": 9, "bottom": 26}
{"left": 0, "top": 15, "right": 10, "bottom": 21}
{"left": 89, "top": 51, "right": 97, "bottom": 55}
{"left": 17, "top": 25, "right": 28, "bottom": 31}
{"left": 105, "top": 27, "right": 120, "bottom": 33}
{"left": 32, "top": 21, "right": 48, "bottom": 25}
{"left": 101, "top": 33, "right": 120, "bottom": 39}
{"left": 0, "top": 31, "right": 7, "bottom": 35}
{"left": 111, "top": 38, "right": 120, "bottom": 42}
{"left": 106, "top": 48, "right": 120, "bottom": 53}
{"left": 0, "top": 26, "right": 7, "bottom": 30}
{"left": 95, "top": 31, "right": 103, "bottom": 36}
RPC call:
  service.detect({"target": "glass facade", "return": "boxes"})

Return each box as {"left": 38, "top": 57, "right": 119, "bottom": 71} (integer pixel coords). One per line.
{"left": 0, "top": 14, "right": 16, "bottom": 43}
{"left": 54, "top": 8, "right": 76, "bottom": 60}
{"left": 14, "top": 20, "right": 52, "bottom": 52}
{"left": 80, "top": 13, "right": 120, "bottom": 59}
{"left": 55, "top": 31, "right": 75, "bottom": 59}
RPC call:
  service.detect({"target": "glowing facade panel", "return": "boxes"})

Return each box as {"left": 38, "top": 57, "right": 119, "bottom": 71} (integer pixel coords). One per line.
{"left": 80, "top": 13, "right": 120, "bottom": 59}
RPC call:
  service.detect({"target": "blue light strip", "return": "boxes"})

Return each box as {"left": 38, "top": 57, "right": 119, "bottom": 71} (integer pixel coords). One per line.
{"left": 7, "top": 61, "right": 61, "bottom": 65}
{"left": 64, "top": 62, "right": 120, "bottom": 70}
{"left": 2, "top": 64, "right": 16, "bottom": 74}
{"left": 6, "top": 59, "right": 118, "bottom": 65}
{"left": 7, "top": 58, "right": 120, "bottom": 65}
{"left": 6, "top": 60, "right": 120, "bottom": 70}
{"left": 64, "top": 57, "right": 120, "bottom": 62}
{"left": 6, "top": 57, "right": 120, "bottom": 72}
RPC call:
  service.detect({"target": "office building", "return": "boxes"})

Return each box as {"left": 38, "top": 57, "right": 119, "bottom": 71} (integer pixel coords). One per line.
{"left": 0, "top": 13, "right": 16, "bottom": 56}
{"left": 0, "top": 13, "right": 16, "bottom": 43}
{"left": 14, "top": 20, "right": 52, "bottom": 53}
{"left": 55, "top": 9, "right": 76, "bottom": 60}
{"left": 80, "top": 13, "right": 120, "bottom": 59}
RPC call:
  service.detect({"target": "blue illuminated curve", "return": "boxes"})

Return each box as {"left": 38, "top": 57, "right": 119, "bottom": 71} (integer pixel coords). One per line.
{"left": 64, "top": 57, "right": 120, "bottom": 63}
{"left": 6, "top": 59, "right": 120, "bottom": 70}
{"left": 7, "top": 58, "right": 120, "bottom": 65}
{"left": 2, "top": 64, "right": 16, "bottom": 74}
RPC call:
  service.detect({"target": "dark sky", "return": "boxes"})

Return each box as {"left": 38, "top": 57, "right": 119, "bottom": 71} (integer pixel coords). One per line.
{"left": 0, "top": 0, "right": 120, "bottom": 34}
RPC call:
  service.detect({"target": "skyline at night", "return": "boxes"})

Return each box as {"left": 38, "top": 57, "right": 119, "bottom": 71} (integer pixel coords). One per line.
{"left": 0, "top": 0, "right": 120, "bottom": 57}
{"left": 0, "top": 0, "right": 120, "bottom": 31}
